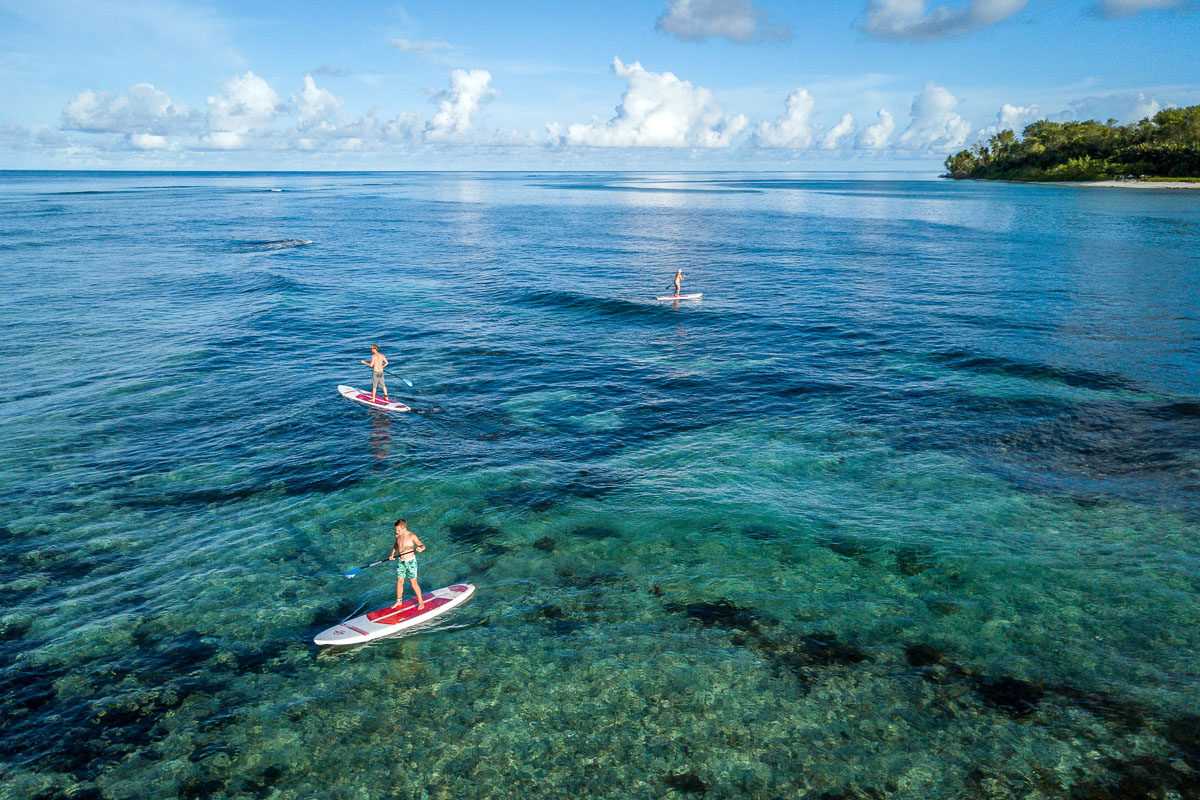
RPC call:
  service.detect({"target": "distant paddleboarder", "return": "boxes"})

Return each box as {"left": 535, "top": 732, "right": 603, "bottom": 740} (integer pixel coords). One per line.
{"left": 361, "top": 344, "right": 389, "bottom": 402}
{"left": 388, "top": 519, "right": 426, "bottom": 609}
{"left": 668, "top": 269, "right": 686, "bottom": 297}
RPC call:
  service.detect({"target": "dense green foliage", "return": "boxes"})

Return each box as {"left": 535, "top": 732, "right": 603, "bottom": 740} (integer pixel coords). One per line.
{"left": 943, "top": 105, "right": 1200, "bottom": 181}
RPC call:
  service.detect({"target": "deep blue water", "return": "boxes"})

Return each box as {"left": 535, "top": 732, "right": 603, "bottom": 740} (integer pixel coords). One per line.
{"left": 1, "top": 171, "right": 1198, "bottom": 800}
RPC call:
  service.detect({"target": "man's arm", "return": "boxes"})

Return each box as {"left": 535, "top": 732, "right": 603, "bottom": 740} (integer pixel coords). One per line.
{"left": 413, "top": 534, "right": 425, "bottom": 552}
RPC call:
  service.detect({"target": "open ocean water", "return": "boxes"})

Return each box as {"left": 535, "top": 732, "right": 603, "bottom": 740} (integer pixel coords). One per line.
{"left": 1, "top": 170, "right": 1198, "bottom": 800}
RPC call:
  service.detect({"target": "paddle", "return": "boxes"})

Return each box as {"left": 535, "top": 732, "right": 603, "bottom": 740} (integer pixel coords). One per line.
{"left": 342, "top": 548, "right": 421, "bottom": 578}
{"left": 359, "top": 356, "right": 413, "bottom": 388}
{"left": 385, "top": 369, "right": 414, "bottom": 388}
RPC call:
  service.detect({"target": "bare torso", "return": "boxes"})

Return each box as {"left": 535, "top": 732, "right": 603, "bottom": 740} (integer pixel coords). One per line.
{"left": 395, "top": 530, "right": 420, "bottom": 561}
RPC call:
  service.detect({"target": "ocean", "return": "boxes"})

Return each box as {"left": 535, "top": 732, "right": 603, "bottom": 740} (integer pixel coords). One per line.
{"left": 1, "top": 171, "right": 1198, "bottom": 799}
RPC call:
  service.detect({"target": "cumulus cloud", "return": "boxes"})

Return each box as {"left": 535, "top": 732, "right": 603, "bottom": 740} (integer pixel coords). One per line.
{"left": 53, "top": 71, "right": 426, "bottom": 154}
{"left": 1067, "top": 91, "right": 1160, "bottom": 124}
{"left": 563, "top": 57, "right": 748, "bottom": 147}
{"left": 204, "top": 71, "right": 285, "bottom": 149}
{"left": 129, "top": 133, "right": 170, "bottom": 150}
{"left": 856, "top": 109, "right": 895, "bottom": 149}
{"left": 295, "top": 113, "right": 421, "bottom": 152}
{"left": 425, "top": 69, "right": 497, "bottom": 142}
{"left": 975, "top": 102, "right": 1041, "bottom": 140}
{"left": 656, "top": 0, "right": 790, "bottom": 42}
{"left": 896, "top": 81, "right": 971, "bottom": 151}
{"left": 751, "top": 88, "right": 816, "bottom": 148}
{"left": 1094, "top": 0, "right": 1185, "bottom": 16}
{"left": 62, "top": 83, "right": 197, "bottom": 134}
{"left": 820, "top": 114, "right": 856, "bottom": 149}
{"left": 292, "top": 75, "right": 344, "bottom": 128}
{"left": 863, "top": 0, "right": 1029, "bottom": 41}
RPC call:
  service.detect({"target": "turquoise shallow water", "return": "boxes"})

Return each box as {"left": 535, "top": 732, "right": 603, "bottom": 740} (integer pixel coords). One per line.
{"left": 1, "top": 171, "right": 1199, "bottom": 799}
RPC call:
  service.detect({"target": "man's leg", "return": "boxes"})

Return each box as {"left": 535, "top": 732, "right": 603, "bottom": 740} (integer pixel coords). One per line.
{"left": 411, "top": 577, "right": 424, "bottom": 609}
{"left": 392, "top": 577, "right": 405, "bottom": 607}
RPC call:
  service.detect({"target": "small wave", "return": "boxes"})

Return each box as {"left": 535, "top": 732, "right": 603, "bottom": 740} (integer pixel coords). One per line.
{"left": 48, "top": 185, "right": 203, "bottom": 196}
{"left": 231, "top": 238, "right": 313, "bottom": 253}
{"left": 514, "top": 289, "right": 665, "bottom": 321}
{"left": 237, "top": 271, "right": 313, "bottom": 295}
{"left": 926, "top": 349, "right": 1130, "bottom": 392}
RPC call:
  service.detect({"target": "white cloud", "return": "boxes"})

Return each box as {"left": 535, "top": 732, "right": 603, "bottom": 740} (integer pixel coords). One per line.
{"left": 996, "top": 102, "right": 1040, "bottom": 131}
{"left": 1067, "top": 91, "right": 1160, "bottom": 123}
{"left": 298, "top": 113, "right": 422, "bottom": 150}
{"left": 292, "top": 75, "right": 344, "bottom": 128}
{"left": 51, "top": 71, "right": 425, "bottom": 155}
{"left": 1094, "top": 0, "right": 1185, "bottom": 16}
{"left": 856, "top": 109, "right": 895, "bottom": 149}
{"left": 656, "top": 0, "right": 790, "bottom": 43}
{"left": 975, "top": 102, "right": 1041, "bottom": 140}
{"left": 129, "top": 133, "right": 170, "bottom": 150}
{"left": 751, "top": 88, "right": 816, "bottom": 148}
{"left": 563, "top": 57, "right": 748, "bottom": 147}
{"left": 62, "top": 82, "right": 196, "bottom": 134}
{"left": 201, "top": 131, "right": 246, "bottom": 150}
{"left": 425, "top": 69, "right": 497, "bottom": 142}
{"left": 821, "top": 113, "right": 856, "bottom": 149}
{"left": 863, "top": 0, "right": 1029, "bottom": 41}
{"left": 896, "top": 81, "right": 971, "bottom": 151}
{"left": 204, "top": 71, "right": 285, "bottom": 148}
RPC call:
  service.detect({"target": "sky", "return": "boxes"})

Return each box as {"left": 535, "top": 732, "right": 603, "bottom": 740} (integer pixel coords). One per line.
{"left": 0, "top": 0, "right": 1197, "bottom": 170}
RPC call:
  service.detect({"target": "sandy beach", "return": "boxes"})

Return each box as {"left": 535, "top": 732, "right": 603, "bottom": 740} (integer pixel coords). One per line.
{"left": 1066, "top": 180, "right": 1200, "bottom": 189}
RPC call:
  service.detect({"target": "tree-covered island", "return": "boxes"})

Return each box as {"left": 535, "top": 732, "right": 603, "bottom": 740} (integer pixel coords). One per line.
{"left": 943, "top": 105, "right": 1200, "bottom": 182}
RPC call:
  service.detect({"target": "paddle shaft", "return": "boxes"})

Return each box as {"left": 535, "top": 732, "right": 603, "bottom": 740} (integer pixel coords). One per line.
{"left": 384, "top": 369, "right": 413, "bottom": 387}
{"left": 389, "top": 546, "right": 422, "bottom": 561}
{"left": 360, "top": 359, "right": 413, "bottom": 387}
{"left": 343, "top": 547, "right": 422, "bottom": 578}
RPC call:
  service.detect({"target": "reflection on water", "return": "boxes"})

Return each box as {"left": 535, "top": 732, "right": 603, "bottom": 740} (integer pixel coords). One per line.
{"left": 368, "top": 410, "right": 393, "bottom": 462}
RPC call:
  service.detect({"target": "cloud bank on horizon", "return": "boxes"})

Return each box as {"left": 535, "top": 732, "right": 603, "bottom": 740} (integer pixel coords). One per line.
{"left": 0, "top": 0, "right": 1196, "bottom": 168}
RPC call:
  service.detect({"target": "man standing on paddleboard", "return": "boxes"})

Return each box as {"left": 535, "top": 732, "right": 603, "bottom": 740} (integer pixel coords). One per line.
{"left": 670, "top": 269, "right": 686, "bottom": 297}
{"left": 388, "top": 519, "right": 426, "bottom": 609}
{"left": 361, "top": 344, "right": 389, "bottom": 402}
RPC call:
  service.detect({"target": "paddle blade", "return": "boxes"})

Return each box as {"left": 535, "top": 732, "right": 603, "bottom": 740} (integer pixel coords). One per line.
{"left": 343, "top": 568, "right": 362, "bottom": 578}
{"left": 403, "top": 378, "right": 413, "bottom": 387}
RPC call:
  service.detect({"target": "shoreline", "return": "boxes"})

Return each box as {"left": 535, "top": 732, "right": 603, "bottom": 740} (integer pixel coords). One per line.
{"left": 1061, "top": 179, "right": 1200, "bottom": 190}
{"left": 948, "top": 177, "right": 1200, "bottom": 189}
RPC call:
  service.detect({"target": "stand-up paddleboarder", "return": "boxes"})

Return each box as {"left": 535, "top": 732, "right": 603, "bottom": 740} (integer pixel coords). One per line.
{"left": 361, "top": 344, "right": 388, "bottom": 402}
{"left": 388, "top": 519, "right": 426, "bottom": 609}
{"left": 669, "top": 269, "right": 686, "bottom": 297}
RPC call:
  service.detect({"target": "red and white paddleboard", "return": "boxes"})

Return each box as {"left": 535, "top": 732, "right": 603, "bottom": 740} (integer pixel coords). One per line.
{"left": 654, "top": 293, "right": 702, "bottom": 301}
{"left": 314, "top": 583, "right": 476, "bottom": 646}
{"left": 338, "top": 384, "right": 411, "bottom": 413}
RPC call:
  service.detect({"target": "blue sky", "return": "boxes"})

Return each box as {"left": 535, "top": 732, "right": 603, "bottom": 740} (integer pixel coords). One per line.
{"left": 1, "top": 0, "right": 1197, "bottom": 170}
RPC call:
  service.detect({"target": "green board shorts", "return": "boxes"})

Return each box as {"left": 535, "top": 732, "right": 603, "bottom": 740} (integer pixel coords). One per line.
{"left": 395, "top": 557, "right": 417, "bottom": 580}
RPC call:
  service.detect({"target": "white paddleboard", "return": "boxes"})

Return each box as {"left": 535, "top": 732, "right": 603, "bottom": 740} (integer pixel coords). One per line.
{"left": 338, "top": 384, "right": 411, "bottom": 413}
{"left": 655, "top": 293, "right": 703, "bottom": 301}
{"left": 315, "top": 583, "right": 476, "bottom": 646}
